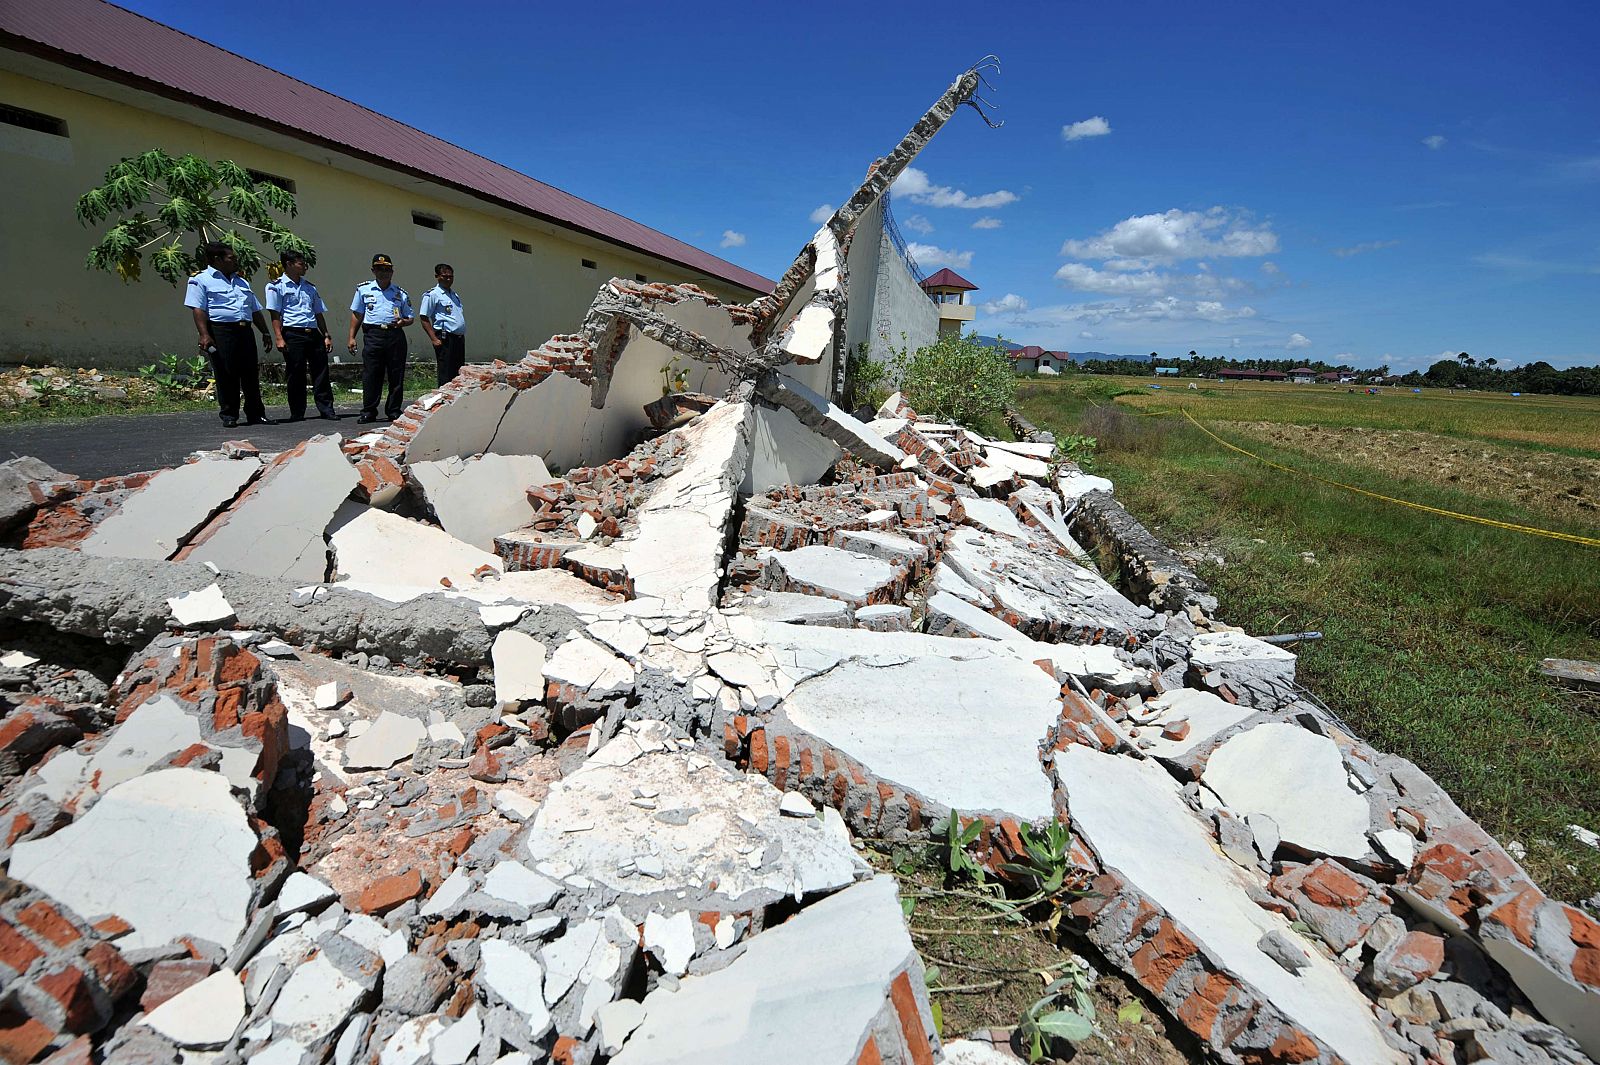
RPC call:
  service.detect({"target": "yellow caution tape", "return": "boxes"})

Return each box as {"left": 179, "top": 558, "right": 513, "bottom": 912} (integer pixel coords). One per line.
{"left": 1176, "top": 408, "right": 1600, "bottom": 549}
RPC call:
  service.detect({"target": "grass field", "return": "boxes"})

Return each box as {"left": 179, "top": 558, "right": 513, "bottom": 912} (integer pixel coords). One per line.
{"left": 1017, "top": 375, "right": 1600, "bottom": 902}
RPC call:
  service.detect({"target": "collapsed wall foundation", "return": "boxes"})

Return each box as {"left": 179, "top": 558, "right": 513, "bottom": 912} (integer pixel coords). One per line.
{"left": 1, "top": 61, "right": 1597, "bottom": 1065}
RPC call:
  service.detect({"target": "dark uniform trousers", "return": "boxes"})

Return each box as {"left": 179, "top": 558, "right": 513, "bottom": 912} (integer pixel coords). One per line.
{"left": 209, "top": 321, "right": 266, "bottom": 423}
{"left": 361, "top": 325, "right": 409, "bottom": 420}
{"left": 282, "top": 327, "right": 335, "bottom": 419}
{"left": 434, "top": 332, "right": 466, "bottom": 387}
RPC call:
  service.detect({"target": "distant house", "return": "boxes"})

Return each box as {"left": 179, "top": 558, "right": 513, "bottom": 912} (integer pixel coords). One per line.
{"left": 1317, "top": 371, "right": 1357, "bottom": 384}
{"left": 1154, "top": 366, "right": 1180, "bottom": 376}
{"left": 1008, "top": 345, "right": 1065, "bottom": 373}
{"left": 1288, "top": 366, "right": 1317, "bottom": 384}
{"left": 1216, "top": 369, "right": 1287, "bottom": 382}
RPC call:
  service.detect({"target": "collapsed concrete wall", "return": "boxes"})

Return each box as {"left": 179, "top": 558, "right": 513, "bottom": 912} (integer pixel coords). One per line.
{"left": 3, "top": 62, "right": 1596, "bottom": 1065}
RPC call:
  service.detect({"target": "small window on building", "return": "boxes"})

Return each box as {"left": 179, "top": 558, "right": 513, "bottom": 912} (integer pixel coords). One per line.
{"left": 581, "top": 258, "right": 597, "bottom": 270}
{"left": 247, "top": 169, "right": 295, "bottom": 193}
{"left": 411, "top": 211, "right": 444, "bottom": 231}
{"left": 0, "top": 103, "right": 68, "bottom": 137}
{"left": 511, "top": 240, "right": 532, "bottom": 254}
{"left": 635, "top": 273, "right": 647, "bottom": 283}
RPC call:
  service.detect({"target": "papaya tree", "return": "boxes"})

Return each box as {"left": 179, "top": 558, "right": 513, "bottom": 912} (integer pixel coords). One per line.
{"left": 75, "top": 149, "right": 315, "bottom": 284}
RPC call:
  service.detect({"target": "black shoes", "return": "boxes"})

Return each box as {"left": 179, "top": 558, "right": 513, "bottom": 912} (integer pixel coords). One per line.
{"left": 221, "top": 417, "right": 238, "bottom": 428}
{"left": 356, "top": 414, "right": 377, "bottom": 424}
{"left": 245, "top": 416, "right": 276, "bottom": 426}
{"left": 318, "top": 411, "right": 338, "bottom": 420}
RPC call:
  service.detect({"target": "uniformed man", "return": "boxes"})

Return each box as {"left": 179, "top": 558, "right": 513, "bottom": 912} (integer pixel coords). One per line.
{"left": 265, "top": 250, "right": 336, "bottom": 421}
{"left": 184, "top": 241, "right": 274, "bottom": 428}
{"left": 346, "top": 253, "right": 414, "bottom": 423}
{"left": 418, "top": 262, "right": 466, "bottom": 387}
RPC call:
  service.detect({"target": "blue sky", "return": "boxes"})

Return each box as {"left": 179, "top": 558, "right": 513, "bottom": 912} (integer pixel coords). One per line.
{"left": 128, "top": 0, "right": 1598, "bottom": 370}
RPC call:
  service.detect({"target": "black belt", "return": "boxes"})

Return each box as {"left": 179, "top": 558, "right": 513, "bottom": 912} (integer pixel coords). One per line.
{"left": 208, "top": 319, "right": 251, "bottom": 328}
{"left": 362, "top": 323, "right": 402, "bottom": 332}
{"left": 282, "top": 326, "right": 320, "bottom": 334}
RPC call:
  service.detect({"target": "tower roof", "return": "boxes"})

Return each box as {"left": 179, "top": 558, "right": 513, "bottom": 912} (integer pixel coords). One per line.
{"left": 919, "top": 268, "right": 978, "bottom": 291}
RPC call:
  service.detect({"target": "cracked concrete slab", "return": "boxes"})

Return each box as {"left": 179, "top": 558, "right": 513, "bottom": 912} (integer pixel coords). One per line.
{"left": 80, "top": 455, "right": 261, "bottom": 561}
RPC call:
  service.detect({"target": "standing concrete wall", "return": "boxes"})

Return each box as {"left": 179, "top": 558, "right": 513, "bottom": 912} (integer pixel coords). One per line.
{"left": 844, "top": 196, "right": 937, "bottom": 371}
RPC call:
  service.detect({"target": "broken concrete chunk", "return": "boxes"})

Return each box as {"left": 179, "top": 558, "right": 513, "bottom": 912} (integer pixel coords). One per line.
{"left": 478, "top": 939, "right": 551, "bottom": 1034}
{"left": 766, "top": 544, "right": 900, "bottom": 607}
{"left": 342, "top": 710, "right": 428, "bottom": 770}
{"left": 1189, "top": 630, "right": 1296, "bottom": 705}
{"left": 11, "top": 768, "right": 256, "bottom": 954}
{"left": 1202, "top": 723, "right": 1371, "bottom": 860}
{"left": 544, "top": 636, "right": 632, "bottom": 699}
{"left": 315, "top": 680, "right": 352, "bottom": 710}
{"left": 410, "top": 453, "right": 556, "bottom": 552}
{"left": 186, "top": 434, "right": 358, "bottom": 581}
{"left": 82, "top": 456, "right": 262, "bottom": 561}
{"left": 1059, "top": 745, "right": 1401, "bottom": 1064}
{"left": 612, "top": 877, "right": 933, "bottom": 1065}
{"left": 140, "top": 968, "right": 245, "bottom": 1048}
{"left": 331, "top": 505, "right": 503, "bottom": 593}
{"left": 491, "top": 630, "right": 546, "bottom": 711}
{"left": 277, "top": 871, "right": 337, "bottom": 915}
{"left": 270, "top": 954, "right": 366, "bottom": 1044}
{"left": 166, "top": 582, "right": 236, "bottom": 628}
{"left": 643, "top": 910, "right": 696, "bottom": 976}
{"left": 754, "top": 372, "right": 907, "bottom": 470}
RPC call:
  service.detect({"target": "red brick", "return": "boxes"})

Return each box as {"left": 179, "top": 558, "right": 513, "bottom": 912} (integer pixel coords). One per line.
{"left": 888, "top": 970, "right": 935, "bottom": 1065}
{"left": 1299, "top": 861, "right": 1368, "bottom": 908}
{"left": 856, "top": 1035, "right": 883, "bottom": 1065}
{"left": 37, "top": 966, "right": 99, "bottom": 1032}
{"left": 16, "top": 903, "right": 79, "bottom": 949}
{"left": 444, "top": 827, "right": 474, "bottom": 858}
{"left": 89, "top": 916, "right": 131, "bottom": 939}
{"left": 749, "top": 729, "right": 769, "bottom": 776}
{"left": 0, "top": 920, "right": 43, "bottom": 975}
{"left": 1480, "top": 886, "right": 1543, "bottom": 950}
{"left": 0, "top": 1010, "right": 53, "bottom": 1064}
{"left": 1175, "top": 971, "right": 1236, "bottom": 1042}
{"left": 360, "top": 869, "right": 424, "bottom": 915}
{"left": 772, "top": 736, "right": 791, "bottom": 791}
{"left": 40, "top": 1035, "right": 91, "bottom": 1065}
{"left": 82, "top": 942, "right": 136, "bottom": 1003}
{"left": 1564, "top": 904, "right": 1600, "bottom": 987}
{"left": 140, "top": 958, "right": 213, "bottom": 1012}
{"left": 1129, "top": 918, "right": 1200, "bottom": 996}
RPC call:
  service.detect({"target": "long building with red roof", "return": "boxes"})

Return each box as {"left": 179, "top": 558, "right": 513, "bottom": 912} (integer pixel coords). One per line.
{"left": 0, "top": 0, "right": 774, "bottom": 365}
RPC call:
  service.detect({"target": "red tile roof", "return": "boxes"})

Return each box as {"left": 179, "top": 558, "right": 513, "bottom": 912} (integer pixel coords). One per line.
{"left": 1217, "top": 369, "right": 1288, "bottom": 379}
{"left": 1289, "top": 366, "right": 1316, "bottom": 374}
{"left": 1, "top": 0, "right": 774, "bottom": 295}
{"left": 919, "top": 268, "right": 978, "bottom": 291}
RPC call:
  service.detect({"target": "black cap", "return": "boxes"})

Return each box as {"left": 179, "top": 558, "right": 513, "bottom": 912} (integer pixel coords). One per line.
{"left": 371, "top": 254, "right": 394, "bottom": 269}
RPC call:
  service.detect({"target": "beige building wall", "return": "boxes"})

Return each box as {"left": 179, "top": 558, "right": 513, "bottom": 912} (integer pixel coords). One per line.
{"left": 0, "top": 58, "right": 766, "bottom": 372}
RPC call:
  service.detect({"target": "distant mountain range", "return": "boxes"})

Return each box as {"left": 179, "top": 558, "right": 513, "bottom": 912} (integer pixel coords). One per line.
{"left": 971, "top": 337, "right": 1152, "bottom": 364}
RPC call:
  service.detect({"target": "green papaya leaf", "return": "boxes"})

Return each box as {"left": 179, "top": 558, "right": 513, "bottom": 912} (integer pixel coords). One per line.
{"left": 1034, "top": 1008, "right": 1093, "bottom": 1043}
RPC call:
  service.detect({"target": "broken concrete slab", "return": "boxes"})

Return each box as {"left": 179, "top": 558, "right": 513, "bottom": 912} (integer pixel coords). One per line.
{"left": 342, "top": 710, "right": 428, "bottom": 770}
{"left": 743, "top": 402, "right": 842, "bottom": 497}
{"left": 766, "top": 624, "right": 1064, "bottom": 820}
{"left": 612, "top": 876, "right": 935, "bottom": 1065}
{"left": 409, "top": 453, "right": 557, "bottom": 552}
{"left": 1059, "top": 745, "right": 1401, "bottom": 1064}
{"left": 1202, "top": 722, "right": 1371, "bottom": 860}
{"left": 10, "top": 768, "right": 257, "bottom": 954}
{"left": 754, "top": 372, "right": 906, "bottom": 471}
{"left": 140, "top": 969, "right": 245, "bottom": 1048}
{"left": 726, "top": 591, "right": 852, "bottom": 628}
{"left": 766, "top": 545, "right": 901, "bottom": 607}
{"left": 1189, "top": 630, "right": 1296, "bottom": 705}
{"left": 330, "top": 504, "right": 502, "bottom": 591}
{"left": 1133, "top": 688, "right": 1255, "bottom": 765}
{"left": 185, "top": 435, "right": 358, "bottom": 582}
{"left": 80, "top": 456, "right": 261, "bottom": 561}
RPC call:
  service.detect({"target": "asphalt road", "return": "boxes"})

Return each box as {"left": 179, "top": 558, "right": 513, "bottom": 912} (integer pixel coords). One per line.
{"left": 0, "top": 406, "right": 379, "bottom": 480}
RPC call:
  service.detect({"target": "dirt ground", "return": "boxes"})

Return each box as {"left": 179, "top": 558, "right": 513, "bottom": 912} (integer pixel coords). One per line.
{"left": 1227, "top": 421, "right": 1600, "bottom": 525}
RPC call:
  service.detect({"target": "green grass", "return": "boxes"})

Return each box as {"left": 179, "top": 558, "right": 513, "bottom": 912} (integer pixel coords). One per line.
{"left": 0, "top": 368, "right": 441, "bottom": 426}
{"left": 1047, "top": 373, "right": 1600, "bottom": 458}
{"left": 1019, "top": 377, "right": 1600, "bottom": 902}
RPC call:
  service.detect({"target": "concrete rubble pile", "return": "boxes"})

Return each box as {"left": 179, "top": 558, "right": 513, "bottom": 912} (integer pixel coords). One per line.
{"left": 3, "top": 67, "right": 1599, "bottom": 1065}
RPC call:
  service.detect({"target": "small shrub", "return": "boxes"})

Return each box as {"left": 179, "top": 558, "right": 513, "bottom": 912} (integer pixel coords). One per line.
{"left": 890, "top": 333, "right": 1016, "bottom": 429}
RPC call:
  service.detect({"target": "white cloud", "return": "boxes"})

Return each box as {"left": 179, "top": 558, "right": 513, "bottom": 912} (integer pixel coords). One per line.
{"left": 1061, "top": 207, "right": 1278, "bottom": 264}
{"left": 1422, "top": 134, "right": 1447, "bottom": 150}
{"left": 1079, "top": 330, "right": 1096, "bottom": 339}
{"left": 1260, "top": 261, "right": 1279, "bottom": 275}
{"left": 1286, "top": 332, "right": 1312, "bottom": 349}
{"left": 1006, "top": 298, "right": 1257, "bottom": 329}
{"left": 906, "top": 242, "right": 973, "bottom": 270}
{"left": 720, "top": 230, "right": 746, "bottom": 248}
{"left": 893, "top": 166, "right": 1019, "bottom": 210}
{"left": 1054, "top": 261, "right": 1247, "bottom": 299}
{"left": 903, "top": 213, "right": 935, "bottom": 235}
{"left": 808, "top": 204, "right": 833, "bottom": 224}
{"left": 971, "top": 217, "right": 1003, "bottom": 230}
{"left": 1062, "top": 116, "right": 1112, "bottom": 142}
{"left": 1332, "top": 239, "right": 1400, "bottom": 258}
{"left": 979, "top": 293, "right": 1029, "bottom": 317}
{"left": 1231, "top": 337, "right": 1241, "bottom": 348}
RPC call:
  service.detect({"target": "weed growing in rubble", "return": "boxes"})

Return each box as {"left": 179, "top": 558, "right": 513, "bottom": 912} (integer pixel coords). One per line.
{"left": 139, "top": 352, "right": 213, "bottom": 395}
{"left": 1018, "top": 958, "right": 1097, "bottom": 1061}
{"left": 934, "top": 813, "right": 988, "bottom": 885}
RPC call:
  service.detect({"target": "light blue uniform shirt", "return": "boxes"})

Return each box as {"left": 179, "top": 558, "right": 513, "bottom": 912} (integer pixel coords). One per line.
{"left": 419, "top": 286, "right": 465, "bottom": 335}
{"left": 351, "top": 280, "right": 413, "bottom": 325}
{"left": 264, "top": 276, "right": 326, "bottom": 328}
{"left": 183, "top": 267, "right": 260, "bottom": 322}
